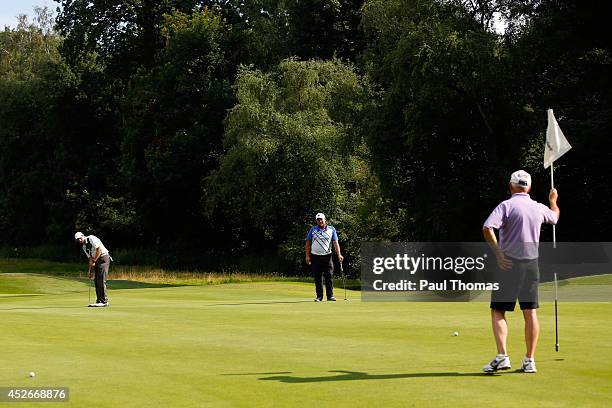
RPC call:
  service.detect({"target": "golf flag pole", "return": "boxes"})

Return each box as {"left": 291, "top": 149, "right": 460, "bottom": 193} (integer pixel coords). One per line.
{"left": 554, "top": 272, "right": 559, "bottom": 352}
{"left": 544, "top": 108, "right": 571, "bottom": 353}
{"left": 551, "top": 163, "right": 556, "bottom": 247}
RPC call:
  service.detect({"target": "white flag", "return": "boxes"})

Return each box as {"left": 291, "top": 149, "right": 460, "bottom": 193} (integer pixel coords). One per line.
{"left": 544, "top": 109, "right": 572, "bottom": 169}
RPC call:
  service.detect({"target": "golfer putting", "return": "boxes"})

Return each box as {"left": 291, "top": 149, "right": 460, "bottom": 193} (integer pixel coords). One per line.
{"left": 482, "top": 170, "right": 559, "bottom": 373}
{"left": 305, "top": 213, "right": 344, "bottom": 302}
{"left": 75, "top": 232, "right": 112, "bottom": 307}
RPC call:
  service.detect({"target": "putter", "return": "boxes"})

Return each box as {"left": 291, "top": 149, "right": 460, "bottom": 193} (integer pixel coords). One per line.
{"left": 340, "top": 261, "right": 347, "bottom": 301}
{"left": 88, "top": 273, "right": 92, "bottom": 305}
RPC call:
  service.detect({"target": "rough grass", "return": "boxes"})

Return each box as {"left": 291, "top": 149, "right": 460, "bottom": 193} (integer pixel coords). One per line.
{"left": 110, "top": 265, "right": 291, "bottom": 285}
{"left": 0, "top": 258, "right": 306, "bottom": 286}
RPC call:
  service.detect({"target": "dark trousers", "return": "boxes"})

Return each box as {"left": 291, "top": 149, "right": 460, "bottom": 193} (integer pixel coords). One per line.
{"left": 94, "top": 255, "right": 110, "bottom": 303}
{"left": 312, "top": 254, "right": 334, "bottom": 299}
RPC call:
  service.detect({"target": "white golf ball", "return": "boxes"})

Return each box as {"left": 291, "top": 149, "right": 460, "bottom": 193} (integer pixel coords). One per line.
{"left": 453, "top": 331, "right": 459, "bottom": 336}
{"left": 29, "top": 372, "right": 36, "bottom": 378}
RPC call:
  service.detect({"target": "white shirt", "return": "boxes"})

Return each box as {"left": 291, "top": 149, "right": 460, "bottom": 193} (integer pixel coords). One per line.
{"left": 82, "top": 235, "right": 109, "bottom": 258}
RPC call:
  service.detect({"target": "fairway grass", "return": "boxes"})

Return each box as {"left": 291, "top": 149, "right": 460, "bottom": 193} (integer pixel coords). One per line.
{"left": 1, "top": 272, "right": 611, "bottom": 407}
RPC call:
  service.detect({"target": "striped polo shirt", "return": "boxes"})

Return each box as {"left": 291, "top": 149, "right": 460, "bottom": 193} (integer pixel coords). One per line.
{"left": 306, "top": 225, "right": 338, "bottom": 256}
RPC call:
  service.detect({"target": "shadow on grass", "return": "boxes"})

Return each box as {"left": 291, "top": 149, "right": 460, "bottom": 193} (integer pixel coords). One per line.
{"left": 259, "top": 370, "right": 509, "bottom": 383}
{"left": 0, "top": 305, "right": 89, "bottom": 311}
{"left": 206, "top": 300, "right": 316, "bottom": 307}
{"left": 222, "top": 372, "right": 293, "bottom": 376}
{"left": 0, "top": 294, "right": 44, "bottom": 298}
{"left": 107, "top": 280, "right": 186, "bottom": 289}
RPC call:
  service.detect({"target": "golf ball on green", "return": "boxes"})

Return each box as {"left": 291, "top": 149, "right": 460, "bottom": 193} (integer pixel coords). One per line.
{"left": 453, "top": 331, "right": 459, "bottom": 336}
{"left": 29, "top": 372, "right": 36, "bottom": 378}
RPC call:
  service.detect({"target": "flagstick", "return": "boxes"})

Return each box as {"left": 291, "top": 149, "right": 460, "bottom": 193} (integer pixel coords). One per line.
{"left": 551, "top": 162, "right": 556, "bottom": 249}
{"left": 554, "top": 272, "right": 559, "bottom": 352}
{"left": 546, "top": 108, "right": 570, "bottom": 354}
{"left": 550, "top": 161, "right": 559, "bottom": 352}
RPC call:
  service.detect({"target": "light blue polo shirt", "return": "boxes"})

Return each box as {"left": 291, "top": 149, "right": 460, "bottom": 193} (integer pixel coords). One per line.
{"left": 306, "top": 225, "right": 338, "bottom": 255}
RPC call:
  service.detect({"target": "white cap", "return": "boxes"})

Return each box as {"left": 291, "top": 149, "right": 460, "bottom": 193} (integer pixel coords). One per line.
{"left": 74, "top": 232, "right": 85, "bottom": 241}
{"left": 510, "top": 170, "right": 531, "bottom": 187}
{"left": 315, "top": 213, "right": 326, "bottom": 220}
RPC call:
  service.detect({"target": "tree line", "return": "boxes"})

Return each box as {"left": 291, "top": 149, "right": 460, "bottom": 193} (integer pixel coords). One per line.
{"left": 1, "top": 0, "right": 610, "bottom": 274}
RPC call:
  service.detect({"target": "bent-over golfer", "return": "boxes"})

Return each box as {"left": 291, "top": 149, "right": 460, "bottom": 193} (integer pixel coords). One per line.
{"left": 305, "top": 213, "right": 344, "bottom": 302}
{"left": 75, "top": 232, "right": 112, "bottom": 307}
{"left": 482, "top": 170, "right": 559, "bottom": 373}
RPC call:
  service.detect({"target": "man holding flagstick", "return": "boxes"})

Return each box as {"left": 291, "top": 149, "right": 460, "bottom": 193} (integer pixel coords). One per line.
{"left": 482, "top": 170, "right": 559, "bottom": 373}
{"left": 481, "top": 109, "right": 571, "bottom": 373}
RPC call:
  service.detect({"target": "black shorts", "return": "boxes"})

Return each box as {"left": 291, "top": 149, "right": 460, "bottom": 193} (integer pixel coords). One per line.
{"left": 490, "top": 258, "right": 539, "bottom": 311}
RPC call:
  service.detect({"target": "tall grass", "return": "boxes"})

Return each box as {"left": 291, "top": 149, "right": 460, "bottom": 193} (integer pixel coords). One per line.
{"left": 110, "top": 265, "right": 297, "bottom": 285}
{"left": 0, "top": 258, "right": 309, "bottom": 286}
{"left": 1, "top": 245, "right": 307, "bottom": 275}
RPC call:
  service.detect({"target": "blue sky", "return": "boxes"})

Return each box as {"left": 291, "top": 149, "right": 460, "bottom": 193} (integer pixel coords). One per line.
{"left": 0, "top": 0, "right": 60, "bottom": 29}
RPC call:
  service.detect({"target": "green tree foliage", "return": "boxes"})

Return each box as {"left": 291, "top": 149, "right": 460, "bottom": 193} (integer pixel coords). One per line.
{"left": 0, "top": 9, "right": 61, "bottom": 79}
{"left": 210, "top": 0, "right": 365, "bottom": 66}
{"left": 56, "top": 0, "right": 365, "bottom": 74}
{"left": 118, "top": 9, "right": 237, "bottom": 251}
{"left": 1, "top": 8, "right": 140, "bottom": 247}
{"left": 0, "top": 9, "right": 79, "bottom": 244}
{"left": 362, "top": 0, "right": 526, "bottom": 240}
{"left": 281, "top": 0, "right": 365, "bottom": 61}
{"left": 56, "top": 0, "right": 201, "bottom": 75}
{"left": 206, "top": 59, "right": 381, "bottom": 270}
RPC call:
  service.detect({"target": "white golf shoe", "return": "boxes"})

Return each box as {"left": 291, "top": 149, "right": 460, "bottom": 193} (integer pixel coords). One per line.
{"left": 521, "top": 358, "right": 537, "bottom": 373}
{"left": 483, "top": 354, "right": 511, "bottom": 373}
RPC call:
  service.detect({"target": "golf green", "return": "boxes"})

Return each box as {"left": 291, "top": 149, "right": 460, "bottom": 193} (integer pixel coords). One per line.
{"left": 1, "top": 272, "right": 611, "bottom": 407}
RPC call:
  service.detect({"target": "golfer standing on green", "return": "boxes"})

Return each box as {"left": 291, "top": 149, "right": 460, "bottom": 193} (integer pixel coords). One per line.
{"left": 75, "top": 232, "right": 112, "bottom": 307}
{"left": 482, "top": 170, "right": 559, "bottom": 373}
{"left": 305, "top": 213, "right": 344, "bottom": 302}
